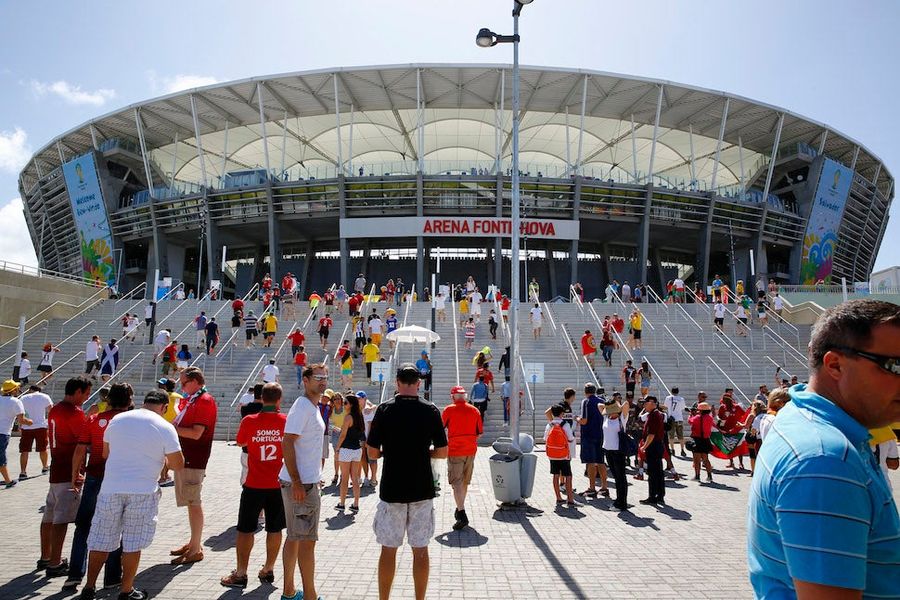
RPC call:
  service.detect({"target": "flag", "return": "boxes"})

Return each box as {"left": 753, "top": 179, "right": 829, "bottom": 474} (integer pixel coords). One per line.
{"left": 710, "top": 431, "right": 749, "bottom": 459}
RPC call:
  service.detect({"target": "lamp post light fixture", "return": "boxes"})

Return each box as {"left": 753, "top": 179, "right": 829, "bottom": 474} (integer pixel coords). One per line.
{"left": 477, "top": 0, "right": 534, "bottom": 452}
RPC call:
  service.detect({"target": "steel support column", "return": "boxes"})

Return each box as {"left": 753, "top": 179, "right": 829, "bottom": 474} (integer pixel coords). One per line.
{"left": 637, "top": 85, "right": 664, "bottom": 285}
{"left": 709, "top": 98, "right": 730, "bottom": 192}
{"left": 754, "top": 113, "right": 785, "bottom": 279}
{"left": 134, "top": 108, "right": 167, "bottom": 277}
{"left": 338, "top": 175, "right": 348, "bottom": 288}
{"left": 257, "top": 82, "right": 279, "bottom": 281}
{"left": 190, "top": 94, "right": 220, "bottom": 289}
{"left": 570, "top": 176, "right": 581, "bottom": 286}
{"left": 495, "top": 172, "right": 504, "bottom": 287}
{"left": 416, "top": 172, "right": 425, "bottom": 291}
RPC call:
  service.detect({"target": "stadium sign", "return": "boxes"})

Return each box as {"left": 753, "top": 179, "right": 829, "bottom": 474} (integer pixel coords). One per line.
{"left": 340, "top": 216, "right": 579, "bottom": 240}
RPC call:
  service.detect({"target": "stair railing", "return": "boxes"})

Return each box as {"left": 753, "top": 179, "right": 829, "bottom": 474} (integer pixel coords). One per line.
{"left": 705, "top": 356, "right": 751, "bottom": 405}
{"left": 82, "top": 351, "right": 145, "bottom": 409}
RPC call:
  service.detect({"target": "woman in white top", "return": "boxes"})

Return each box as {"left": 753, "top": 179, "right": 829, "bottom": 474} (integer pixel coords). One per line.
{"left": 465, "top": 276, "right": 476, "bottom": 294}
{"left": 37, "top": 344, "right": 59, "bottom": 380}
{"left": 602, "top": 397, "right": 629, "bottom": 510}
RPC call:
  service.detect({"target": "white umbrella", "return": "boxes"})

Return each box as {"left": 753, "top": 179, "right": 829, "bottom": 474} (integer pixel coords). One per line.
{"left": 385, "top": 325, "right": 441, "bottom": 345}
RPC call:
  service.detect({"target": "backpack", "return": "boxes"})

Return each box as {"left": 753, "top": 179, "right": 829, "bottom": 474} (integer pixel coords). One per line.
{"left": 546, "top": 423, "right": 569, "bottom": 460}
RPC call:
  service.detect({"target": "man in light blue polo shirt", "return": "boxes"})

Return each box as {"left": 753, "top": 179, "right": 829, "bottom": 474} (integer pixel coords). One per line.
{"left": 748, "top": 299, "right": 900, "bottom": 599}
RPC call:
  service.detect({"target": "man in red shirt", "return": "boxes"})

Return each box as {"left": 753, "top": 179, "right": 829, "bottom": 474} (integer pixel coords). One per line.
{"left": 281, "top": 273, "right": 294, "bottom": 297}
{"left": 500, "top": 295, "right": 511, "bottom": 324}
{"left": 64, "top": 383, "right": 131, "bottom": 590}
{"left": 317, "top": 314, "right": 333, "bottom": 351}
{"left": 581, "top": 330, "right": 597, "bottom": 369}
{"left": 441, "top": 386, "right": 482, "bottom": 531}
{"left": 221, "top": 383, "right": 287, "bottom": 589}
{"left": 347, "top": 293, "right": 360, "bottom": 317}
{"left": 639, "top": 395, "right": 666, "bottom": 505}
{"left": 611, "top": 313, "right": 625, "bottom": 334}
{"left": 287, "top": 328, "right": 305, "bottom": 358}
{"left": 474, "top": 364, "right": 495, "bottom": 394}
{"left": 170, "top": 367, "right": 217, "bottom": 565}
{"left": 41, "top": 376, "right": 92, "bottom": 576}
{"left": 262, "top": 273, "right": 272, "bottom": 292}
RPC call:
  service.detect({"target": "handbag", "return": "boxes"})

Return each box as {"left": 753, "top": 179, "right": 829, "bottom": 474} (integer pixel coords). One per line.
{"left": 685, "top": 439, "right": 697, "bottom": 452}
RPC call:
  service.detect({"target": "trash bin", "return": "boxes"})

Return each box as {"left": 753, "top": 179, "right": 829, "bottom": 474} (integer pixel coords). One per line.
{"left": 519, "top": 453, "right": 538, "bottom": 498}
{"left": 492, "top": 437, "right": 523, "bottom": 457}
{"left": 489, "top": 453, "right": 522, "bottom": 503}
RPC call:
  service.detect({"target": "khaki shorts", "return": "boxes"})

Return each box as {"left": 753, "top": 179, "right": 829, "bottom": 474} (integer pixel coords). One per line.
{"left": 374, "top": 499, "right": 434, "bottom": 548}
{"left": 668, "top": 421, "right": 684, "bottom": 440}
{"left": 174, "top": 468, "right": 205, "bottom": 507}
{"left": 447, "top": 455, "right": 475, "bottom": 486}
{"left": 280, "top": 481, "right": 321, "bottom": 541}
{"left": 43, "top": 482, "right": 81, "bottom": 524}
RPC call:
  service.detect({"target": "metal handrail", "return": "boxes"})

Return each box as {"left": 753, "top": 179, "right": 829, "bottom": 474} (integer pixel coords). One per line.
{"left": 109, "top": 297, "right": 147, "bottom": 327}
{"left": 34, "top": 351, "right": 84, "bottom": 394}
{"left": 763, "top": 355, "right": 794, "bottom": 381}
{"left": 645, "top": 285, "right": 668, "bottom": 306}
{"left": 378, "top": 353, "right": 395, "bottom": 405}
{"left": 55, "top": 319, "right": 97, "bottom": 350}
{"left": 723, "top": 287, "right": 800, "bottom": 347}
{"left": 662, "top": 325, "right": 696, "bottom": 362}
{"left": 642, "top": 356, "right": 668, "bottom": 400}
{"left": 83, "top": 351, "right": 144, "bottom": 408}
{"left": 706, "top": 356, "right": 750, "bottom": 404}
{"left": 231, "top": 354, "right": 269, "bottom": 407}
{"left": 156, "top": 281, "right": 185, "bottom": 303}
{"left": 115, "top": 281, "right": 146, "bottom": 303}
{"left": 516, "top": 354, "right": 537, "bottom": 411}
{"left": 18, "top": 286, "right": 107, "bottom": 332}
{"left": 586, "top": 303, "right": 634, "bottom": 365}
{"left": 61, "top": 294, "right": 107, "bottom": 330}
{"left": 560, "top": 321, "right": 599, "bottom": 388}
{"left": 684, "top": 286, "right": 711, "bottom": 312}
{"left": 556, "top": 321, "right": 582, "bottom": 379}
{"left": 672, "top": 299, "right": 704, "bottom": 331}
{"left": 0, "top": 319, "right": 49, "bottom": 359}
{"left": 569, "top": 284, "right": 585, "bottom": 315}
{"left": 761, "top": 326, "right": 807, "bottom": 370}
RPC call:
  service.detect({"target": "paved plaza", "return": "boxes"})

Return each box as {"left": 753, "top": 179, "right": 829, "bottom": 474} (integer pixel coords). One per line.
{"left": 1, "top": 441, "right": 897, "bottom": 600}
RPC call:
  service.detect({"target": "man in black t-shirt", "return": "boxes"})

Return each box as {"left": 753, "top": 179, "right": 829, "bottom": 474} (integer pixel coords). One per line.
{"left": 366, "top": 364, "right": 448, "bottom": 600}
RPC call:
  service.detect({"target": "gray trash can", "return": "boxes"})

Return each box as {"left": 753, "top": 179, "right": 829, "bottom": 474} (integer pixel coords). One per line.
{"left": 519, "top": 453, "right": 538, "bottom": 498}
{"left": 489, "top": 453, "right": 522, "bottom": 503}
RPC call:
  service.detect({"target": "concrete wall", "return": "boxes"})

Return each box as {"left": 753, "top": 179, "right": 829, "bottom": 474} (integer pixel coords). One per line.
{"left": 0, "top": 270, "right": 101, "bottom": 343}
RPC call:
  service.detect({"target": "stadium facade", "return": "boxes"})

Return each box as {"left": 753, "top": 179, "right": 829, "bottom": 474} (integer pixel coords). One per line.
{"left": 18, "top": 65, "right": 893, "bottom": 299}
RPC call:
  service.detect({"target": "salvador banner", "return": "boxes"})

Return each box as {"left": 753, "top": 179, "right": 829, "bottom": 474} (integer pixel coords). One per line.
{"left": 62, "top": 152, "right": 116, "bottom": 286}
{"left": 800, "top": 157, "right": 852, "bottom": 285}
{"left": 709, "top": 430, "right": 748, "bottom": 460}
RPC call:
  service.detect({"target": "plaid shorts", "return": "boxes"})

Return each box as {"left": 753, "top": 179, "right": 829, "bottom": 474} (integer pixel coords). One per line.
{"left": 87, "top": 491, "right": 161, "bottom": 553}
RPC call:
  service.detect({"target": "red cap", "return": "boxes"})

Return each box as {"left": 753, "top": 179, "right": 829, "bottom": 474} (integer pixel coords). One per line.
{"left": 450, "top": 386, "right": 467, "bottom": 397}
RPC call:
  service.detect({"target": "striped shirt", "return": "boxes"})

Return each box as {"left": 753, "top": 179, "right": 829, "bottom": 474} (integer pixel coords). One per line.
{"left": 244, "top": 315, "right": 258, "bottom": 331}
{"left": 748, "top": 384, "right": 900, "bottom": 597}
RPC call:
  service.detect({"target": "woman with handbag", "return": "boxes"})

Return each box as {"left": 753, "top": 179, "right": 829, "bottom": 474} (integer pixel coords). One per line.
{"left": 688, "top": 396, "right": 715, "bottom": 482}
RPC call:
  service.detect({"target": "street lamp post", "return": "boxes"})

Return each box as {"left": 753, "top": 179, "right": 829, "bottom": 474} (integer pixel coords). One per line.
{"left": 477, "top": 0, "right": 532, "bottom": 451}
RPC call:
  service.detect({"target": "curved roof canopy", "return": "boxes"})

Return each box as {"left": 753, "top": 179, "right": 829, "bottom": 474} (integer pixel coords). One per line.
{"left": 20, "top": 64, "right": 892, "bottom": 195}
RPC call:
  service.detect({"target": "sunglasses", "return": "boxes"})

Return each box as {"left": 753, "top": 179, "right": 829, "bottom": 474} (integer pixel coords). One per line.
{"left": 833, "top": 346, "right": 900, "bottom": 376}
{"left": 311, "top": 374, "right": 329, "bottom": 381}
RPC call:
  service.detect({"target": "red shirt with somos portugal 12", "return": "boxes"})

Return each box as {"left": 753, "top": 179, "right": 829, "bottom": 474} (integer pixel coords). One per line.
{"left": 236, "top": 408, "right": 287, "bottom": 489}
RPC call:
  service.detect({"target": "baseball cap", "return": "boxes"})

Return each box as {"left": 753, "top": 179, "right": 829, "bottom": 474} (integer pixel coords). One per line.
{"left": 355, "top": 390, "right": 368, "bottom": 399}
{"left": 450, "top": 385, "right": 466, "bottom": 395}
{"left": 157, "top": 378, "right": 168, "bottom": 386}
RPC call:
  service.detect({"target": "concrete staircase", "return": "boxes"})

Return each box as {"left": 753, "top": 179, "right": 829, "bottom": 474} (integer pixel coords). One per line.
{"left": 4, "top": 292, "right": 812, "bottom": 445}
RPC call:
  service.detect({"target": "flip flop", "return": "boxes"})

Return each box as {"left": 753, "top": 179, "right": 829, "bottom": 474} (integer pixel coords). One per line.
{"left": 171, "top": 551, "right": 204, "bottom": 565}
{"left": 169, "top": 544, "right": 190, "bottom": 556}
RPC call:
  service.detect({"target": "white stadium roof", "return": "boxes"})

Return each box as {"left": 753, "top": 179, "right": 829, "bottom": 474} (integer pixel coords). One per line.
{"left": 19, "top": 64, "right": 892, "bottom": 195}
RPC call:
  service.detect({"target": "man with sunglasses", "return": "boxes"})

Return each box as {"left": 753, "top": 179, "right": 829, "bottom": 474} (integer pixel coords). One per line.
{"left": 748, "top": 299, "right": 900, "bottom": 599}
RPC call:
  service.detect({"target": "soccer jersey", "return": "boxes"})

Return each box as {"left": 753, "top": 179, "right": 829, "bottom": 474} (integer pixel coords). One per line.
{"left": 236, "top": 408, "right": 287, "bottom": 489}
{"left": 79, "top": 409, "right": 127, "bottom": 478}
{"left": 288, "top": 331, "right": 305, "bottom": 346}
{"left": 318, "top": 316, "right": 333, "bottom": 331}
{"left": 385, "top": 316, "right": 398, "bottom": 333}
{"left": 48, "top": 401, "right": 87, "bottom": 483}
{"left": 173, "top": 391, "right": 217, "bottom": 469}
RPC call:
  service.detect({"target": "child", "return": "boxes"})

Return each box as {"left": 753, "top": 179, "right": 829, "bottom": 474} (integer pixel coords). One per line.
{"left": 464, "top": 317, "right": 476, "bottom": 350}
{"left": 293, "top": 345, "right": 307, "bottom": 388}
{"left": 488, "top": 310, "right": 499, "bottom": 340}
{"left": 176, "top": 344, "right": 192, "bottom": 372}
{"left": 545, "top": 403, "right": 576, "bottom": 507}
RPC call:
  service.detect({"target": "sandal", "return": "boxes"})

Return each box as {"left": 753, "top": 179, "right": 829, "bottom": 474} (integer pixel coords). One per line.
{"left": 258, "top": 568, "right": 275, "bottom": 584}
{"left": 169, "top": 544, "right": 190, "bottom": 556}
{"left": 220, "top": 571, "right": 248, "bottom": 589}
{"left": 170, "top": 551, "right": 204, "bottom": 565}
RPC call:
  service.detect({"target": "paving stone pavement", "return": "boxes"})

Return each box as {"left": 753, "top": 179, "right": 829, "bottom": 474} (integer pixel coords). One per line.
{"left": 1, "top": 441, "right": 897, "bottom": 600}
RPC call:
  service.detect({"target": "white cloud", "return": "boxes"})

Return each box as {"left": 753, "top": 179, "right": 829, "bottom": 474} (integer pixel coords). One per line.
{"left": 147, "top": 71, "right": 219, "bottom": 95}
{"left": 0, "top": 198, "right": 38, "bottom": 267}
{"left": 0, "top": 127, "right": 31, "bottom": 173}
{"left": 30, "top": 79, "right": 116, "bottom": 106}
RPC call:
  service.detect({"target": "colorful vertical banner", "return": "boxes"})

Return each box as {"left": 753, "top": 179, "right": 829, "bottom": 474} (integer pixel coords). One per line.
{"left": 62, "top": 152, "right": 116, "bottom": 286}
{"left": 800, "top": 157, "right": 852, "bottom": 284}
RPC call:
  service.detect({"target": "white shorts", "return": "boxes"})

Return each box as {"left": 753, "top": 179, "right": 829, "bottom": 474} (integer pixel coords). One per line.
{"left": 373, "top": 499, "right": 434, "bottom": 548}
{"left": 533, "top": 321, "right": 542, "bottom": 330}
{"left": 88, "top": 491, "right": 161, "bottom": 553}
{"left": 471, "top": 304, "right": 481, "bottom": 315}
{"left": 338, "top": 447, "right": 362, "bottom": 463}
{"left": 176, "top": 360, "right": 188, "bottom": 369}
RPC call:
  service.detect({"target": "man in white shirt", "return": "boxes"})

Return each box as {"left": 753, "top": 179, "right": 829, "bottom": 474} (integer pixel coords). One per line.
{"left": 18, "top": 352, "right": 32, "bottom": 385}
{"left": 81, "top": 389, "right": 183, "bottom": 600}
{"left": 279, "top": 363, "right": 327, "bottom": 600}
{"left": 435, "top": 293, "right": 446, "bottom": 323}
{"left": 153, "top": 329, "right": 171, "bottom": 365}
{"left": 713, "top": 301, "right": 726, "bottom": 332}
{"left": 84, "top": 336, "right": 101, "bottom": 379}
{"left": 530, "top": 304, "right": 543, "bottom": 339}
{"left": 673, "top": 277, "right": 685, "bottom": 303}
{"left": 354, "top": 274, "right": 366, "bottom": 295}
{"left": 18, "top": 384, "right": 53, "bottom": 478}
{"left": 663, "top": 387, "right": 686, "bottom": 457}
{"left": 772, "top": 292, "right": 784, "bottom": 321}
{"left": 144, "top": 302, "right": 155, "bottom": 327}
{"left": 470, "top": 289, "right": 483, "bottom": 322}
{"left": 369, "top": 316, "right": 384, "bottom": 346}
{"left": 0, "top": 380, "right": 31, "bottom": 488}
{"left": 260, "top": 359, "right": 280, "bottom": 384}
{"left": 621, "top": 282, "right": 631, "bottom": 302}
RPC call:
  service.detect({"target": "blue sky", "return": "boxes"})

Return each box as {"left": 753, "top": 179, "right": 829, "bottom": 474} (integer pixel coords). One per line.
{"left": 1, "top": 0, "right": 898, "bottom": 274}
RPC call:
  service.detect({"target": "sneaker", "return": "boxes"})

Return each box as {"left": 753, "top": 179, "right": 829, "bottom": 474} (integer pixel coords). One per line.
{"left": 5, "top": 480, "right": 17, "bottom": 488}
{"left": 349, "top": 505, "right": 359, "bottom": 513}
{"left": 638, "top": 498, "right": 657, "bottom": 505}
{"left": 78, "top": 587, "right": 96, "bottom": 600}
{"left": 706, "top": 475, "right": 714, "bottom": 483}
{"left": 158, "top": 477, "right": 174, "bottom": 487}
{"left": 63, "top": 577, "right": 82, "bottom": 590}
{"left": 18, "top": 472, "right": 27, "bottom": 480}
{"left": 335, "top": 504, "right": 345, "bottom": 511}
{"left": 41, "top": 466, "right": 49, "bottom": 474}
{"left": 46, "top": 560, "right": 69, "bottom": 577}
{"left": 118, "top": 589, "right": 148, "bottom": 600}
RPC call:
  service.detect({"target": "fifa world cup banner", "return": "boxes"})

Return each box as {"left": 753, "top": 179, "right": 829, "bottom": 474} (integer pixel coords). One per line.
{"left": 63, "top": 153, "right": 116, "bottom": 286}
{"left": 800, "top": 157, "right": 852, "bottom": 284}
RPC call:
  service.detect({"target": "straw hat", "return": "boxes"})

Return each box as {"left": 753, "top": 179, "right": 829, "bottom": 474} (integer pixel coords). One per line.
{"left": 697, "top": 402, "right": 712, "bottom": 411}
{"left": 1, "top": 379, "right": 20, "bottom": 394}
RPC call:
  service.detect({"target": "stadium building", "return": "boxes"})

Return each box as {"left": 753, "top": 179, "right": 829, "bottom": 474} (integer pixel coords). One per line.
{"left": 18, "top": 65, "right": 893, "bottom": 299}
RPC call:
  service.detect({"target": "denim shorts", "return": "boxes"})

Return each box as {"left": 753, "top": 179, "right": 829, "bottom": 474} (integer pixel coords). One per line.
{"left": 0, "top": 433, "right": 8, "bottom": 467}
